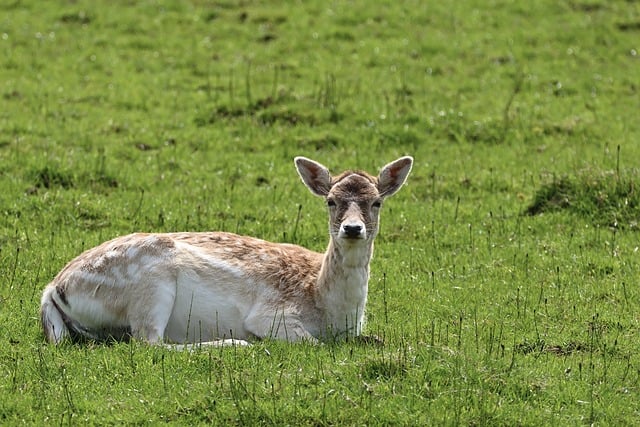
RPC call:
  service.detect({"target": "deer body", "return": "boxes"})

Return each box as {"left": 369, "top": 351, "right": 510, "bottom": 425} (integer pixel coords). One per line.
{"left": 40, "top": 156, "right": 413, "bottom": 346}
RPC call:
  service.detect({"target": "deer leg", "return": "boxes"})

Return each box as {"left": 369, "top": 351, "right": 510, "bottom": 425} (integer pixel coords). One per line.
{"left": 244, "top": 305, "right": 317, "bottom": 343}
{"left": 127, "top": 278, "right": 177, "bottom": 343}
{"left": 165, "top": 339, "right": 251, "bottom": 351}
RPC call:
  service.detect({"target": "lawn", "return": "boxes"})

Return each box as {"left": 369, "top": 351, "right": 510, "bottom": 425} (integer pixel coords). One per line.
{"left": 1, "top": 0, "right": 639, "bottom": 424}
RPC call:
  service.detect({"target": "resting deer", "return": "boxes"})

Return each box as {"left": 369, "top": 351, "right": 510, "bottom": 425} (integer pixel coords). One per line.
{"left": 40, "top": 156, "right": 413, "bottom": 346}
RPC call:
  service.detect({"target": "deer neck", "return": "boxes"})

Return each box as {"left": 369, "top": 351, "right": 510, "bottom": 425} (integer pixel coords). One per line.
{"left": 315, "top": 237, "right": 374, "bottom": 337}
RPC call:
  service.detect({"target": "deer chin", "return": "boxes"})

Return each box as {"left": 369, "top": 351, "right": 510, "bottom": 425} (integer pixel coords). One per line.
{"left": 337, "top": 232, "right": 368, "bottom": 243}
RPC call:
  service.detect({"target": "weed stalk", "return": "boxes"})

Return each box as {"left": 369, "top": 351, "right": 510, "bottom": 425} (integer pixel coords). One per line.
{"left": 383, "top": 272, "right": 388, "bottom": 325}
{"left": 245, "top": 60, "right": 252, "bottom": 106}
{"left": 10, "top": 246, "right": 19, "bottom": 288}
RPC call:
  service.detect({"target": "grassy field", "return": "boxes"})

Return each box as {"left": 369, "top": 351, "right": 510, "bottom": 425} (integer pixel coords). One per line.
{"left": 1, "top": 0, "right": 640, "bottom": 424}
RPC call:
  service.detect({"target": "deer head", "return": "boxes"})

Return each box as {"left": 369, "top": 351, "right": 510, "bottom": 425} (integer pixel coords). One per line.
{"left": 295, "top": 156, "right": 413, "bottom": 244}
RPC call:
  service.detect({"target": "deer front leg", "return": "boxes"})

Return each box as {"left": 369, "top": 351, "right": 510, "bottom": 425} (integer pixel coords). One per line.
{"left": 166, "top": 339, "right": 251, "bottom": 351}
{"left": 244, "top": 305, "right": 318, "bottom": 343}
{"left": 127, "top": 277, "right": 177, "bottom": 343}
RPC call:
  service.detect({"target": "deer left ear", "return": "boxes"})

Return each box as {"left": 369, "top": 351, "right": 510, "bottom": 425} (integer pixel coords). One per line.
{"left": 377, "top": 156, "right": 413, "bottom": 197}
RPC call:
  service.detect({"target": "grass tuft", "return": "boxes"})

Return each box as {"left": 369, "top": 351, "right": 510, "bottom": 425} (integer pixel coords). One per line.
{"left": 525, "top": 169, "right": 639, "bottom": 228}
{"left": 361, "top": 359, "right": 407, "bottom": 381}
{"left": 29, "top": 165, "right": 75, "bottom": 190}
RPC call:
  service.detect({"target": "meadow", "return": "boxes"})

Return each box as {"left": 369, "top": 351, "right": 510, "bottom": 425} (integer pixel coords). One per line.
{"left": 1, "top": 0, "right": 639, "bottom": 424}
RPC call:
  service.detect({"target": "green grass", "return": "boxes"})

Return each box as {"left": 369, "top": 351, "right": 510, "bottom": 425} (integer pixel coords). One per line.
{"left": 1, "top": 0, "right": 640, "bottom": 424}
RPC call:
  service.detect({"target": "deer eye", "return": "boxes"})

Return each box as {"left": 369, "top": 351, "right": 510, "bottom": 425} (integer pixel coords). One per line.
{"left": 372, "top": 200, "right": 382, "bottom": 208}
{"left": 327, "top": 199, "right": 336, "bottom": 208}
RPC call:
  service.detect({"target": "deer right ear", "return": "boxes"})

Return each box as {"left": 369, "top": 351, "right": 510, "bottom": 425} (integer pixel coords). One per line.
{"left": 295, "top": 157, "right": 332, "bottom": 196}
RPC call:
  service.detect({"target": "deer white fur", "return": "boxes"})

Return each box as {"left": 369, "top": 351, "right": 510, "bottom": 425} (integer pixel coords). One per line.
{"left": 40, "top": 156, "right": 413, "bottom": 346}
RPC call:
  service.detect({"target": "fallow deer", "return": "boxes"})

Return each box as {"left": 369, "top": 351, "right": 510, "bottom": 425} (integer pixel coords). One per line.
{"left": 40, "top": 156, "right": 413, "bottom": 346}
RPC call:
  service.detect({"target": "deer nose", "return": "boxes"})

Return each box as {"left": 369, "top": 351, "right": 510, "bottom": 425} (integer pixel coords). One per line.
{"left": 342, "top": 224, "right": 363, "bottom": 238}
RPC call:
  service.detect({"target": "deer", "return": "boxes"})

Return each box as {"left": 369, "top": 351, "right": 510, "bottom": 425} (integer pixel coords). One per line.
{"left": 40, "top": 155, "right": 413, "bottom": 347}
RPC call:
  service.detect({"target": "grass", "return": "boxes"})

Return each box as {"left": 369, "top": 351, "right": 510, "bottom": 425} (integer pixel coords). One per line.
{"left": 1, "top": 0, "right": 640, "bottom": 424}
{"left": 526, "top": 159, "right": 640, "bottom": 229}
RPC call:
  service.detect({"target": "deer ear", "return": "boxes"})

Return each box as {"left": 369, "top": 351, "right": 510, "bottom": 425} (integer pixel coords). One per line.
{"left": 295, "top": 157, "right": 332, "bottom": 196}
{"left": 378, "top": 156, "right": 413, "bottom": 197}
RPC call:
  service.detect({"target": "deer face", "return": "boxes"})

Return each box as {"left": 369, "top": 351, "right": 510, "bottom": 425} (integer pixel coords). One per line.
{"left": 326, "top": 172, "right": 381, "bottom": 242}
